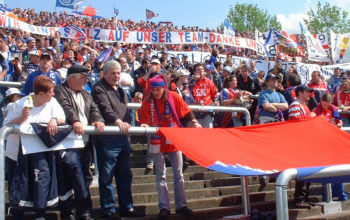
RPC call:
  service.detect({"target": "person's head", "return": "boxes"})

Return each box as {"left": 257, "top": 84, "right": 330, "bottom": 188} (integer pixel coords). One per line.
{"left": 222, "top": 66, "right": 232, "bottom": 78}
{"left": 40, "top": 53, "right": 52, "bottom": 71}
{"left": 141, "top": 58, "right": 150, "bottom": 69}
{"left": 150, "top": 59, "right": 161, "bottom": 73}
{"left": 250, "top": 61, "right": 256, "bottom": 70}
{"left": 295, "top": 85, "right": 313, "bottom": 102}
{"left": 341, "top": 78, "right": 350, "bottom": 92}
{"left": 240, "top": 64, "right": 250, "bottom": 78}
{"left": 66, "top": 65, "right": 90, "bottom": 92}
{"left": 257, "top": 71, "right": 265, "bottom": 80}
{"left": 214, "top": 61, "right": 223, "bottom": 72}
{"left": 33, "top": 75, "right": 54, "bottom": 103}
{"left": 125, "top": 49, "right": 133, "bottom": 62}
{"left": 5, "top": 88, "right": 23, "bottom": 104}
{"left": 69, "top": 41, "right": 78, "bottom": 51}
{"left": 311, "top": 71, "right": 321, "bottom": 84}
{"left": 136, "top": 48, "right": 143, "bottom": 60}
{"left": 265, "top": 74, "right": 279, "bottom": 90}
{"left": 287, "top": 74, "right": 299, "bottom": 87}
{"left": 118, "top": 57, "right": 128, "bottom": 71}
{"left": 204, "top": 64, "right": 214, "bottom": 74}
{"left": 133, "top": 92, "right": 143, "bottom": 103}
{"left": 193, "top": 63, "right": 204, "bottom": 80}
{"left": 29, "top": 50, "right": 40, "bottom": 65}
{"left": 223, "top": 75, "right": 238, "bottom": 89}
{"left": 103, "top": 60, "right": 121, "bottom": 88}
{"left": 321, "top": 93, "right": 333, "bottom": 110}
{"left": 149, "top": 75, "right": 167, "bottom": 100}
{"left": 163, "top": 68, "right": 175, "bottom": 84}
{"left": 83, "top": 61, "right": 92, "bottom": 72}
{"left": 67, "top": 49, "right": 75, "bottom": 59}
{"left": 211, "top": 49, "right": 219, "bottom": 57}
{"left": 0, "top": 35, "right": 8, "bottom": 51}
{"left": 176, "top": 69, "right": 190, "bottom": 84}
{"left": 334, "top": 67, "right": 342, "bottom": 77}
{"left": 26, "top": 37, "right": 36, "bottom": 49}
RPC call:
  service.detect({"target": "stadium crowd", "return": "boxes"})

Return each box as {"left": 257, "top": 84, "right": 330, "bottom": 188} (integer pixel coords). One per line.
{"left": 0, "top": 7, "right": 349, "bottom": 220}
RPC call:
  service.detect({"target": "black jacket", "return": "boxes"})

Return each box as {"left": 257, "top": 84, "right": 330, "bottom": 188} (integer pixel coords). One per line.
{"left": 92, "top": 78, "right": 130, "bottom": 125}
{"left": 237, "top": 74, "right": 254, "bottom": 92}
{"left": 54, "top": 82, "right": 104, "bottom": 125}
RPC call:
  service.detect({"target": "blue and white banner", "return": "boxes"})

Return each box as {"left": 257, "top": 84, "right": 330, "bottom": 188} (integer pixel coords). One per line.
{"left": 56, "top": 0, "right": 84, "bottom": 9}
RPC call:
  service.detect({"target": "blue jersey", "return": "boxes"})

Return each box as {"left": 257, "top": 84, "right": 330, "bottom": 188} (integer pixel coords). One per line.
{"left": 21, "top": 69, "right": 62, "bottom": 95}
{"left": 258, "top": 89, "right": 287, "bottom": 118}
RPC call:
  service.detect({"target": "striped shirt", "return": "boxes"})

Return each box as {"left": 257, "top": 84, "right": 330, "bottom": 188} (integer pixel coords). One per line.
{"left": 288, "top": 100, "right": 311, "bottom": 120}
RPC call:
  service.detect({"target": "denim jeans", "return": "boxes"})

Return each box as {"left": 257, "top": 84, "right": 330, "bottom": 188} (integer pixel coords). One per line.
{"left": 341, "top": 117, "right": 350, "bottom": 127}
{"left": 322, "top": 183, "right": 348, "bottom": 201}
{"left": 152, "top": 151, "right": 187, "bottom": 211}
{"left": 95, "top": 135, "right": 133, "bottom": 215}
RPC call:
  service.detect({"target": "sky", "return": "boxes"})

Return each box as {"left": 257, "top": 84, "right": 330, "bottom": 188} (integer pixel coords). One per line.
{"left": 2, "top": 0, "right": 350, "bottom": 34}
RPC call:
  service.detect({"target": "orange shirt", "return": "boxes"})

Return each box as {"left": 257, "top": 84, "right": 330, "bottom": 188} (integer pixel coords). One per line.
{"left": 140, "top": 91, "right": 191, "bottom": 152}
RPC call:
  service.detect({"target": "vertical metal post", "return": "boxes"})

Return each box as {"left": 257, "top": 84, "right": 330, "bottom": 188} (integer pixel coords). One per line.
{"left": 0, "top": 126, "right": 16, "bottom": 220}
{"left": 241, "top": 176, "right": 250, "bottom": 215}
{"left": 325, "top": 183, "right": 333, "bottom": 203}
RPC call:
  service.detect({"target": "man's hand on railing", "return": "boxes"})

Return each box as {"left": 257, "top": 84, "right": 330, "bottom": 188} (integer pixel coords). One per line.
{"left": 73, "top": 121, "right": 84, "bottom": 136}
{"left": 92, "top": 121, "right": 105, "bottom": 132}
{"left": 115, "top": 119, "right": 131, "bottom": 134}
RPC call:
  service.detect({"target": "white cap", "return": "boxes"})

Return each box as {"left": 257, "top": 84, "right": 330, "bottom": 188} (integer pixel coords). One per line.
{"left": 151, "top": 59, "right": 161, "bottom": 65}
{"left": 6, "top": 88, "right": 22, "bottom": 97}
{"left": 177, "top": 69, "right": 190, "bottom": 77}
{"left": 28, "top": 49, "right": 40, "bottom": 56}
{"left": 223, "top": 66, "right": 233, "bottom": 73}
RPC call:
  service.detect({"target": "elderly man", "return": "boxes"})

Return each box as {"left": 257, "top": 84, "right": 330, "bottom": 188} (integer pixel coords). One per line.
{"left": 54, "top": 65, "right": 105, "bottom": 220}
{"left": 92, "top": 60, "right": 142, "bottom": 219}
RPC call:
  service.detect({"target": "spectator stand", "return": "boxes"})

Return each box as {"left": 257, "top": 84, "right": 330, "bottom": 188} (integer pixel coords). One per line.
{"left": 0, "top": 104, "right": 252, "bottom": 219}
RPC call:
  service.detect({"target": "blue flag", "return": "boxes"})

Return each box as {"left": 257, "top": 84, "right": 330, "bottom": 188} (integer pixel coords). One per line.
{"left": 97, "top": 47, "right": 113, "bottom": 63}
{"left": 224, "top": 19, "right": 235, "bottom": 36}
{"left": 56, "top": 0, "right": 84, "bottom": 9}
{"left": 0, "top": 4, "right": 11, "bottom": 13}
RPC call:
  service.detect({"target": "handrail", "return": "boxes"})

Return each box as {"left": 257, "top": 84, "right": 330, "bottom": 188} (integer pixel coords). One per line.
{"left": 276, "top": 123, "right": 350, "bottom": 220}
{"left": 127, "top": 103, "right": 252, "bottom": 127}
{"left": 0, "top": 81, "right": 23, "bottom": 88}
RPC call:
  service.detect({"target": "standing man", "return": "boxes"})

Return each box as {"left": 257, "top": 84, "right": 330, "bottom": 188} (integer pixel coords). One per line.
{"left": 54, "top": 65, "right": 105, "bottom": 219}
{"left": 258, "top": 74, "right": 288, "bottom": 124}
{"left": 288, "top": 85, "right": 315, "bottom": 208}
{"left": 190, "top": 63, "right": 219, "bottom": 128}
{"left": 92, "top": 60, "right": 142, "bottom": 219}
{"left": 21, "top": 53, "right": 62, "bottom": 95}
{"left": 328, "top": 67, "right": 342, "bottom": 94}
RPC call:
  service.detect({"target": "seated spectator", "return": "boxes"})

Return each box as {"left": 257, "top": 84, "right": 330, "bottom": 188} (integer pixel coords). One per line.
{"left": 257, "top": 74, "right": 288, "bottom": 124}
{"left": 217, "top": 75, "right": 249, "bottom": 127}
{"left": 333, "top": 77, "right": 350, "bottom": 127}
{"left": 313, "top": 93, "right": 348, "bottom": 202}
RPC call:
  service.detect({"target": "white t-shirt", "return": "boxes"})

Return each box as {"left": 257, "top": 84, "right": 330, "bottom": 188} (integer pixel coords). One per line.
{"left": 3, "top": 95, "right": 66, "bottom": 161}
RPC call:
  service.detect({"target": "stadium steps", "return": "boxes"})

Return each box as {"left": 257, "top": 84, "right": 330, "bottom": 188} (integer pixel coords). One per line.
{"left": 4, "top": 143, "right": 350, "bottom": 219}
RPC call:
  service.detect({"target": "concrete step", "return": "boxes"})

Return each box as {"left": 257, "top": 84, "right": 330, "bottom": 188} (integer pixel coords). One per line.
{"left": 131, "top": 165, "right": 210, "bottom": 176}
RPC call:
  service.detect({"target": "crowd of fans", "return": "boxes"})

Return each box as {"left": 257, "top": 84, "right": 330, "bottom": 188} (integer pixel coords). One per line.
{"left": 0, "top": 7, "right": 349, "bottom": 220}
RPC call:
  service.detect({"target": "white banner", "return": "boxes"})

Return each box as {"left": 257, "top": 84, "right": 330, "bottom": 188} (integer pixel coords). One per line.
{"left": 305, "top": 30, "right": 330, "bottom": 62}
{"left": 0, "top": 14, "right": 258, "bottom": 49}
{"left": 330, "top": 31, "right": 350, "bottom": 63}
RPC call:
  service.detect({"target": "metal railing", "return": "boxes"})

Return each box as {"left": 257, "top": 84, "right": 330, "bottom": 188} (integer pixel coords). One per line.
{"left": 275, "top": 126, "right": 350, "bottom": 220}
{"left": 0, "top": 81, "right": 23, "bottom": 88}
{"left": 0, "top": 105, "right": 252, "bottom": 219}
